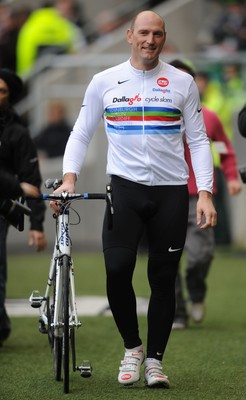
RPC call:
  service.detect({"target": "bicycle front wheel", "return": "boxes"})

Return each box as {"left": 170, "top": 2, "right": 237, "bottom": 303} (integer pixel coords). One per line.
{"left": 62, "top": 255, "right": 70, "bottom": 394}
{"left": 48, "top": 259, "right": 63, "bottom": 382}
{"left": 54, "top": 336, "right": 62, "bottom": 381}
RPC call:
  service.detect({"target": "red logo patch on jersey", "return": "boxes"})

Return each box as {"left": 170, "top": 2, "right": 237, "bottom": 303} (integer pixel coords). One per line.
{"left": 157, "top": 77, "right": 169, "bottom": 87}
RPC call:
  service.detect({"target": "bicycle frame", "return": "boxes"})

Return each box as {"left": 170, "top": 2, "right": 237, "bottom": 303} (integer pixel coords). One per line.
{"left": 32, "top": 206, "right": 81, "bottom": 338}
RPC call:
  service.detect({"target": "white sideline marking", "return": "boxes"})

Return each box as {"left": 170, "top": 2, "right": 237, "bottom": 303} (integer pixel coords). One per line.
{"left": 6, "top": 296, "right": 149, "bottom": 317}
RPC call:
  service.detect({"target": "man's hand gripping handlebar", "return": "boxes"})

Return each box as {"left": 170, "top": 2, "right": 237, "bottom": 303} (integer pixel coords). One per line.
{"left": 48, "top": 177, "right": 114, "bottom": 229}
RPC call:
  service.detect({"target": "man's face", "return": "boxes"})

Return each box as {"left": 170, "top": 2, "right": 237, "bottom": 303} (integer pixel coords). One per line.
{"left": 127, "top": 11, "right": 166, "bottom": 70}
{"left": 0, "top": 79, "right": 10, "bottom": 109}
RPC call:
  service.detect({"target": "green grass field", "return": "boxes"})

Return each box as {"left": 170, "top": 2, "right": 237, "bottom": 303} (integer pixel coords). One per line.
{"left": 1, "top": 248, "right": 246, "bottom": 399}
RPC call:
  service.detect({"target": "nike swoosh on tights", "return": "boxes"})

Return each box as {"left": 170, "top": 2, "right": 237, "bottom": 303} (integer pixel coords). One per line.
{"left": 168, "top": 246, "right": 182, "bottom": 252}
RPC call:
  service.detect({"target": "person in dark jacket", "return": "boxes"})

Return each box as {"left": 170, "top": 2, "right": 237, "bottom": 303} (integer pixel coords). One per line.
{"left": 238, "top": 104, "right": 246, "bottom": 137}
{"left": 0, "top": 169, "right": 40, "bottom": 230}
{"left": 0, "top": 68, "right": 47, "bottom": 346}
{"left": 0, "top": 169, "right": 39, "bottom": 199}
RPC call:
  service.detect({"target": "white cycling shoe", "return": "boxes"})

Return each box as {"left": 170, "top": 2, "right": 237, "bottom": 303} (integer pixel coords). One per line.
{"left": 144, "top": 363, "right": 170, "bottom": 388}
{"left": 118, "top": 348, "right": 145, "bottom": 385}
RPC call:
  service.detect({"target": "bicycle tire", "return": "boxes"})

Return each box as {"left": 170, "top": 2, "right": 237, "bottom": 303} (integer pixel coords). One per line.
{"left": 52, "top": 260, "right": 62, "bottom": 382}
{"left": 62, "top": 255, "right": 70, "bottom": 394}
{"left": 54, "top": 336, "right": 62, "bottom": 381}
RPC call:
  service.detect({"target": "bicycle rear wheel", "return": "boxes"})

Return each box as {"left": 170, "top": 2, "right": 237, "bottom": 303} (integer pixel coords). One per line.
{"left": 62, "top": 255, "right": 70, "bottom": 394}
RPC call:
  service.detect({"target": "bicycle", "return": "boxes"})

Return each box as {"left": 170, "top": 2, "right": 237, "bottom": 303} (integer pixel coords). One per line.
{"left": 29, "top": 178, "right": 113, "bottom": 394}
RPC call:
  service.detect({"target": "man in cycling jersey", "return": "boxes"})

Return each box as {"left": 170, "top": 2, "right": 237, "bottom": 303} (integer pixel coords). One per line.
{"left": 52, "top": 10, "right": 217, "bottom": 389}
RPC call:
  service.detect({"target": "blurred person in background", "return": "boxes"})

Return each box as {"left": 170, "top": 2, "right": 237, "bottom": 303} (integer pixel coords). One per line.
{"left": 0, "top": 170, "right": 39, "bottom": 199}
{"left": 0, "top": 69, "right": 47, "bottom": 346}
{"left": 195, "top": 69, "right": 237, "bottom": 244}
{"left": 238, "top": 104, "right": 246, "bottom": 137}
{"left": 34, "top": 100, "right": 72, "bottom": 159}
{"left": 16, "top": 1, "right": 86, "bottom": 78}
{"left": 0, "top": 170, "right": 40, "bottom": 232}
{"left": 221, "top": 63, "right": 245, "bottom": 137}
{"left": 198, "top": 64, "right": 246, "bottom": 142}
{"left": 212, "top": 0, "right": 246, "bottom": 53}
{"left": 169, "top": 60, "right": 242, "bottom": 330}
{"left": 54, "top": 0, "right": 88, "bottom": 35}
{"left": 0, "top": 4, "right": 30, "bottom": 72}
{"left": 237, "top": 105, "right": 246, "bottom": 187}
{"left": 196, "top": 65, "right": 245, "bottom": 141}
{"left": 195, "top": 71, "right": 226, "bottom": 129}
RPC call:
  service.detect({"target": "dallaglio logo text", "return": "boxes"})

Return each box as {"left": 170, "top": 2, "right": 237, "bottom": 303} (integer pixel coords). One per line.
{"left": 157, "top": 77, "right": 169, "bottom": 87}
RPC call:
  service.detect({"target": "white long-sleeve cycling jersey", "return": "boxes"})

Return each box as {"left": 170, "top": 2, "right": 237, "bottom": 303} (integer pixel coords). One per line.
{"left": 63, "top": 59, "right": 213, "bottom": 192}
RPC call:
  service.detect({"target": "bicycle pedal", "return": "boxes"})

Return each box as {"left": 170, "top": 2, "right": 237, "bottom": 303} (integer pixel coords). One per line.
{"left": 29, "top": 290, "right": 43, "bottom": 308}
{"left": 78, "top": 360, "right": 93, "bottom": 378}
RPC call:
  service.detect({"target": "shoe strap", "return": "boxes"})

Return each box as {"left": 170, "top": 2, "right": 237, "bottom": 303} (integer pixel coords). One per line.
{"left": 145, "top": 364, "right": 168, "bottom": 378}
{"left": 119, "top": 351, "right": 143, "bottom": 372}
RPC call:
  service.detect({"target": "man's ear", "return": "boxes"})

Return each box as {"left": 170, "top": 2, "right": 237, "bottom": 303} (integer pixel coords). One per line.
{"left": 126, "top": 28, "right": 133, "bottom": 45}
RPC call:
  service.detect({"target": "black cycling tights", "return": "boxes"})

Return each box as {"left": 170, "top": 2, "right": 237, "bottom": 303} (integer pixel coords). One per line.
{"left": 103, "top": 176, "right": 189, "bottom": 361}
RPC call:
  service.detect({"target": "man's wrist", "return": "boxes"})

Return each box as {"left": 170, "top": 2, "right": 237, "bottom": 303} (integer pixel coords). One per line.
{"left": 198, "top": 190, "right": 213, "bottom": 199}
{"left": 63, "top": 173, "right": 77, "bottom": 185}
